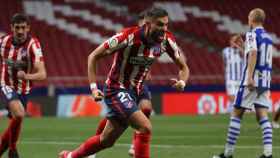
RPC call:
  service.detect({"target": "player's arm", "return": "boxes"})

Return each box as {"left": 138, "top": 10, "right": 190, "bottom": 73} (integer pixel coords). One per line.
{"left": 165, "top": 36, "right": 189, "bottom": 91}
{"left": 245, "top": 32, "right": 257, "bottom": 90}
{"left": 88, "top": 32, "right": 128, "bottom": 100}
{"left": 172, "top": 52, "right": 189, "bottom": 91}
{"left": 232, "top": 34, "right": 244, "bottom": 53}
{"left": 17, "top": 41, "right": 47, "bottom": 81}
{"left": 19, "top": 61, "right": 47, "bottom": 81}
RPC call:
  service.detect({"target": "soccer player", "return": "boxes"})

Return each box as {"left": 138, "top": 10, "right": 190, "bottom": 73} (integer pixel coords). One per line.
{"left": 0, "top": 13, "right": 47, "bottom": 158}
{"left": 223, "top": 35, "right": 243, "bottom": 111}
{"left": 272, "top": 107, "right": 280, "bottom": 129}
{"left": 213, "top": 8, "right": 273, "bottom": 158}
{"left": 88, "top": 11, "right": 154, "bottom": 158}
{"left": 59, "top": 7, "right": 189, "bottom": 158}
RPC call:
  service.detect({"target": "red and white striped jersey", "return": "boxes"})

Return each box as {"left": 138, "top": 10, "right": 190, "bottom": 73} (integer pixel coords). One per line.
{"left": 103, "top": 26, "right": 181, "bottom": 94}
{"left": 0, "top": 34, "right": 44, "bottom": 95}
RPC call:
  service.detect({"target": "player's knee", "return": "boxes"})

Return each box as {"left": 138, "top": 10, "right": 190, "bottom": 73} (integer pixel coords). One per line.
{"left": 141, "top": 108, "right": 152, "bottom": 118}
{"left": 9, "top": 101, "right": 25, "bottom": 118}
{"left": 13, "top": 110, "right": 25, "bottom": 118}
{"left": 138, "top": 122, "right": 152, "bottom": 134}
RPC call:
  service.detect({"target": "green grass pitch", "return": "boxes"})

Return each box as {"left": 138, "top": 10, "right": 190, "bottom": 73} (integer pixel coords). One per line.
{"left": 0, "top": 114, "right": 279, "bottom": 158}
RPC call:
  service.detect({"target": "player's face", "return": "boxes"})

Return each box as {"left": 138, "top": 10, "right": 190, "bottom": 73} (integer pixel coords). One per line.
{"left": 149, "top": 16, "right": 168, "bottom": 43}
{"left": 11, "top": 22, "right": 30, "bottom": 44}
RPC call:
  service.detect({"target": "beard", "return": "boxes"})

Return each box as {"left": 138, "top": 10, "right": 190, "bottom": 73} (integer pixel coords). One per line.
{"left": 150, "top": 29, "right": 165, "bottom": 43}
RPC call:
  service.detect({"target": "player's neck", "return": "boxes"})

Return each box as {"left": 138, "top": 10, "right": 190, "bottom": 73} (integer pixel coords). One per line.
{"left": 252, "top": 23, "right": 263, "bottom": 30}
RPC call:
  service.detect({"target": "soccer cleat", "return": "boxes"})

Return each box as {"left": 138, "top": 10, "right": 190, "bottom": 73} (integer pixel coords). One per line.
{"left": 87, "top": 154, "right": 96, "bottom": 158}
{"left": 59, "top": 150, "right": 72, "bottom": 158}
{"left": 259, "top": 154, "right": 272, "bottom": 158}
{"left": 8, "top": 149, "right": 19, "bottom": 158}
{"left": 128, "top": 144, "right": 134, "bottom": 157}
{"left": 212, "top": 153, "right": 233, "bottom": 158}
{"left": 272, "top": 121, "right": 280, "bottom": 129}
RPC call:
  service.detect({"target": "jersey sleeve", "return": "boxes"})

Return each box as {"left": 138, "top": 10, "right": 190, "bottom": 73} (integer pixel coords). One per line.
{"left": 103, "top": 31, "right": 129, "bottom": 54}
{"left": 245, "top": 31, "right": 257, "bottom": 53}
{"left": 165, "top": 33, "right": 181, "bottom": 61}
{"left": 29, "top": 39, "right": 44, "bottom": 63}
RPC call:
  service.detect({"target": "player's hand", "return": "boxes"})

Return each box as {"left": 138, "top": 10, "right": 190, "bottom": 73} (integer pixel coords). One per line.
{"left": 92, "top": 89, "right": 104, "bottom": 101}
{"left": 247, "top": 78, "right": 255, "bottom": 91}
{"left": 232, "top": 34, "right": 244, "bottom": 51}
{"left": 170, "top": 78, "right": 186, "bottom": 91}
{"left": 17, "top": 70, "right": 26, "bottom": 80}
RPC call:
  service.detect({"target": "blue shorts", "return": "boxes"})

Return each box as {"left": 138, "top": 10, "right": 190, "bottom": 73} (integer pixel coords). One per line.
{"left": 0, "top": 85, "right": 28, "bottom": 117}
{"left": 104, "top": 85, "right": 149, "bottom": 127}
{"left": 137, "top": 84, "right": 152, "bottom": 104}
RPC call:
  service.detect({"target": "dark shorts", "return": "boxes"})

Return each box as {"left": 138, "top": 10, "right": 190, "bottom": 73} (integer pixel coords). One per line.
{"left": 104, "top": 85, "right": 147, "bottom": 127}
{"left": 0, "top": 85, "right": 28, "bottom": 117}
{"left": 137, "top": 84, "right": 152, "bottom": 104}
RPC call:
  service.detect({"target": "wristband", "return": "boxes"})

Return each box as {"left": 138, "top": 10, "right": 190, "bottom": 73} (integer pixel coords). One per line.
{"left": 90, "top": 83, "right": 97, "bottom": 90}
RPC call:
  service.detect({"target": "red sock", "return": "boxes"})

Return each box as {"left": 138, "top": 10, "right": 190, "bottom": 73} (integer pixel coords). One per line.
{"left": 9, "top": 117, "right": 23, "bottom": 150}
{"left": 142, "top": 108, "right": 151, "bottom": 118}
{"left": 95, "top": 118, "right": 107, "bottom": 135}
{"left": 71, "top": 135, "right": 106, "bottom": 158}
{"left": 0, "top": 124, "right": 10, "bottom": 155}
{"left": 132, "top": 131, "right": 136, "bottom": 147}
{"left": 134, "top": 133, "right": 151, "bottom": 158}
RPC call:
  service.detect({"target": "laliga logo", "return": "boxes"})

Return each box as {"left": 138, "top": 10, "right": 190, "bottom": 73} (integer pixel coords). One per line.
{"left": 198, "top": 95, "right": 216, "bottom": 114}
{"left": 197, "top": 94, "right": 230, "bottom": 115}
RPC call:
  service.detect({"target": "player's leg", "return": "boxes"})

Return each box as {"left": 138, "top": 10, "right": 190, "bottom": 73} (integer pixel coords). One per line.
{"left": 213, "top": 86, "right": 254, "bottom": 158}
{"left": 0, "top": 87, "right": 25, "bottom": 158}
{"left": 129, "top": 98, "right": 152, "bottom": 156}
{"left": 59, "top": 118, "right": 127, "bottom": 158}
{"left": 254, "top": 90, "right": 273, "bottom": 158}
{"left": 95, "top": 118, "right": 108, "bottom": 135}
{"left": 129, "top": 109, "right": 152, "bottom": 158}
{"left": 255, "top": 107, "right": 273, "bottom": 158}
{"left": 129, "top": 91, "right": 152, "bottom": 157}
{"left": 272, "top": 107, "right": 280, "bottom": 129}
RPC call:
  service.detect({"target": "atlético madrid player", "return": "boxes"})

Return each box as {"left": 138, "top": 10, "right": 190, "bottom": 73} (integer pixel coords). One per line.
{"left": 0, "top": 13, "right": 47, "bottom": 158}
{"left": 59, "top": 7, "right": 190, "bottom": 158}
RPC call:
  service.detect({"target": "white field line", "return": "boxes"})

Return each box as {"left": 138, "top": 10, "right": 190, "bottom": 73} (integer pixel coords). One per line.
{"left": 21, "top": 140, "right": 280, "bottom": 149}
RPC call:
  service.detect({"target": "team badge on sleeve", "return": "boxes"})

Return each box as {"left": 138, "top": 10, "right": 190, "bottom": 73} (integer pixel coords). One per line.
{"left": 108, "top": 37, "right": 118, "bottom": 48}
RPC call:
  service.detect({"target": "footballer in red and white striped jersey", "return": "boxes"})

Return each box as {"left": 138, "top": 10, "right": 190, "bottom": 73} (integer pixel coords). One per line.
{"left": 0, "top": 34, "right": 44, "bottom": 94}
{"left": 103, "top": 25, "right": 181, "bottom": 94}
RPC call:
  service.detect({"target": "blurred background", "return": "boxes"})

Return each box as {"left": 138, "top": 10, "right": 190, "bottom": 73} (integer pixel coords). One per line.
{"left": 1, "top": 1, "right": 280, "bottom": 158}
{"left": 1, "top": 0, "right": 280, "bottom": 118}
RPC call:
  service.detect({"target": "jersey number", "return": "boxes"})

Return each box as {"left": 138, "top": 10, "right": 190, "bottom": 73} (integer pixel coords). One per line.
{"left": 260, "top": 43, "right": 273, "bottom": 66}
{"left": 118, "top": 92, "right": 132, "bottom": 103}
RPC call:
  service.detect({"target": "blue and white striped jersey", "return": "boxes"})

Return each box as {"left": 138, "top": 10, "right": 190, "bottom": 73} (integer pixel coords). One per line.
{"left": 241, "top": 26, "right": 273, "bottom": 89}
{"left": 223, "top": 47, "right": 243, "bottom": 82}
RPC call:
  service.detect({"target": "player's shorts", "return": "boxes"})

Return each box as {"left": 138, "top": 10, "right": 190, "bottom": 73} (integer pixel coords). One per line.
{"left": 234, "top": 86, "right": 271, "bottom": 110}
{"left": 103, "top": 85, "right": 139, "bottom": 127}
{"left": 137, "top": 84, "right": 152, "bottom": 104}
{"left": 226, "top": 80, "right": 240, "bottom": 96}
{"left": 0, "top": 85, "right": 28, "bottom": 117}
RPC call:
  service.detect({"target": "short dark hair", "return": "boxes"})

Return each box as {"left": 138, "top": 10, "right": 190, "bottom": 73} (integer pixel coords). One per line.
{"left": 145, "top": 7, "right": 168, "bottom": 19}
{"left": 11, "top": 13, "right": 30, "bottom": 25}
{"left": 137, "top": 10, "right": 147, "bottom": 21}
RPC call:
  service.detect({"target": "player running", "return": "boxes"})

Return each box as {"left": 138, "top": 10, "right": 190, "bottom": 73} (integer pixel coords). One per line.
{"left": 59, "top": 7, "right": 189, "bottom": 158}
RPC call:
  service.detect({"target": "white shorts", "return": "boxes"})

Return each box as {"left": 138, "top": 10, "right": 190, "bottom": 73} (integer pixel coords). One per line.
{"left": 226, "top": 81, "right": 240, "bottom": 96}
{"left": 234, "top": 86, "right": 271, "bottom": 109}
